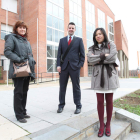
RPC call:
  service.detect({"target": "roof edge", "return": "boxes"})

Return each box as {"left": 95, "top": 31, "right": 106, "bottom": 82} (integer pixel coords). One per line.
{"left": 103, "top": 0, "right": 115, "bottom": 16}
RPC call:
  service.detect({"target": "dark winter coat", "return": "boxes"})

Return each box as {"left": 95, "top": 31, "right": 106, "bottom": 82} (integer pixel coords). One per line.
{"left": 4, "top": 34, "right": 36, "bottom": 80}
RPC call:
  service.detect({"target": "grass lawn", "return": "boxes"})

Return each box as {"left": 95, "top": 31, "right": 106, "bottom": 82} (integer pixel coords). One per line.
{"left": 113, "top": 89, "right": 140, "bottom": 116}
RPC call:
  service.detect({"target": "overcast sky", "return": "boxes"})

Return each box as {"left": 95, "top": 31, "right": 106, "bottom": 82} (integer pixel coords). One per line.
{"left": 104, "top": 0, "right": 140, "bottom": 70}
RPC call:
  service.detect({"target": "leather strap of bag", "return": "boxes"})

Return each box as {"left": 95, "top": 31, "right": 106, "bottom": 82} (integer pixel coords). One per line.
{"left": 61, "top": 36, "right": 76, "bottom": 64}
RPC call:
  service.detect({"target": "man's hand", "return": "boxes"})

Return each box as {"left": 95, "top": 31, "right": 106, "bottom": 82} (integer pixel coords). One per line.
{"left": 105, "top": 54, "right": 109, "bottom": 56}
{"left": 57, "top": 66, "right": 61, "bottom": 73}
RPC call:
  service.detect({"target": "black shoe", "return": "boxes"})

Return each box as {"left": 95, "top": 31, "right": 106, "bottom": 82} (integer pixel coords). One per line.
{"left": 24, "top": 115, "right": 30, "bottom": 119}
{"left": 74, "top": 108, "right": 81, "bottom": 114}
{"left": 57, "top": 108, "right": 63, "bottom": 113}
{"left": 18, "top": 118, "right": 27, "bottom": 123}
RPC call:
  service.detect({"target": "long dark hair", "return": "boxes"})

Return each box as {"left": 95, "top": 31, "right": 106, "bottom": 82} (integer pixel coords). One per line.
{"left": 92, "top": 28, "right": 109, "bottom": 51}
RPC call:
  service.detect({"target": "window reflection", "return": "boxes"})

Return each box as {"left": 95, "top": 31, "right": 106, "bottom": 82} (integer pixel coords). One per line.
{"left": 47, "top": 28, "right": 52, "bottom": 41}
{"left": 53, "top": 17, "right": 59, "bottom": 29}
{"left": 59, "top": 19, "right": 64, "bottom": 30}
{"left": 55, "top": 30, "right": 59, "bottom": 43}
{"left": 59, "top": 7, "right": 64, "bottom": 19}
{"left": 47, "top": 14, "right": 52, "bottom": 27}
{"left": 47, "top": 0, "right": 64, "bottom": 73}
{"left": 47, "top": 2, "right": 52, "bottom": 14}
{"left": 53, "top": 5, "right": 58, "bottom": 17}
{"left": 47, "top": 45, "right": 54, "bottom": 58}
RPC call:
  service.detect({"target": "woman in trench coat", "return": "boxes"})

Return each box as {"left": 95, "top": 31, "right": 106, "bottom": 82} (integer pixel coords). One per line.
{"left": 87, "top": 28, "right": 119, "bottom": 137}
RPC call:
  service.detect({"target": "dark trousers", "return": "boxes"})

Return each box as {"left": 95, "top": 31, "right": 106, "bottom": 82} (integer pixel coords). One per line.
{"left": 13, "top": 77, "right": 30, "bottom": 120}
{"left": 59, "top": 63, "right": 82, "bottom": 109}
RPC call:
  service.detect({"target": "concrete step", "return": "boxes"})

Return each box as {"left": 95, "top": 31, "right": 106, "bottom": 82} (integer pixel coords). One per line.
{"left": 85, "top": 119, "right": 131, "bottom": 140}
{"left": 25, "top": 108, "right": 119, "bottom": 140}
{"left": 123, "top": 132, "right": 140, "bottom": 140}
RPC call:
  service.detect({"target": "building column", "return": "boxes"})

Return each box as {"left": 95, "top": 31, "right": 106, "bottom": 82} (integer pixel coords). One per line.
{"left": 119, "top": 50, "right": 123, "bottom": 78}
{"left": 126, "top": 58, "right": 128, "bottom": 78}
{"left": 123, "top": 54, "right": 126, "bottom": 78}
{"left": 80, "top": 0, "right": 88, "bottom": 77}
{"left": 127, "top": 58, "right": 129, "bottom": 78}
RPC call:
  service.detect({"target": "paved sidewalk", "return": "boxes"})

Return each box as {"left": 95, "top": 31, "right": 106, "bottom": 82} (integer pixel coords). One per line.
{"left": 0, "top": 78, "right": 139, "bottom": 140}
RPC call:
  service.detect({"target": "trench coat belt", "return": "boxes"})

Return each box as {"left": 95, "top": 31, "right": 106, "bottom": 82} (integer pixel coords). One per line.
{"left": 94, "top": 63, "right": 113, "bottom": 88}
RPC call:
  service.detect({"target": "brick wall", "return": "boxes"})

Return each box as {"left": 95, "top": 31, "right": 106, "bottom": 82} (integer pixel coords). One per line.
{"left": 115, "top": 20, "right": 129, "bottom": 58}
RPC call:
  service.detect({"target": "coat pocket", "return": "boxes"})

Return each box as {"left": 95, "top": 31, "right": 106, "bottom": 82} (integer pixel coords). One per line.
{"left": 91, "top": 69, "right": 100, "bottom": 89}
{"left": 112, "top": 70, "right": 116, "bottom": 75}
{"left": 93, "top": 70, "right": 99, "bottom": 77}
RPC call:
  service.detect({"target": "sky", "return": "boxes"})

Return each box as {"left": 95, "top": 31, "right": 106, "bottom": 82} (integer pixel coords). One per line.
{"left": 104, "top": 0, "right": 140, "bottom": 70}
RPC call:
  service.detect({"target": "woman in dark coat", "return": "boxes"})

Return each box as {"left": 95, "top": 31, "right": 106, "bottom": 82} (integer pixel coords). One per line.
{"left": 87, "top": 28, "right": 119, "bottom": 137}
{"left": 4, "top": 21, "right": 36, "bottom": 123}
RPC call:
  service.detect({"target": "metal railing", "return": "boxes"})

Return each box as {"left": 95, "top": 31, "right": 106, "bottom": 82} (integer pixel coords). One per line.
{"left": 30, "top": 72, "right": 59, "bottom": 84}
{"left": 0, "top": 59, "right": 4, "bottom": 80}
{"left": 129, "top": 70, "right": 138, "bottom": 77}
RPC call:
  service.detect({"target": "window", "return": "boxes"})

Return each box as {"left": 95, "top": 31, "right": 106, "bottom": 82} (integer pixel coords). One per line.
{"left": 1, "top": 24, "right": 13, "bottom": 40}
{"left": 69, "top": 0, "right": 82, "bottom": 38}
{"left": 1, "top": 0, "right": 17, "bottom": 13}
{"left": 47, "top": 0, "right": 64, "bottom": 7}
{"left": 98, "top": 9, "right": 105, "bottom": 29}
{"left": 108, "top": 16, "right": 114, "bottom": 42}
{"left": 47, "top": 1, "right": 64, "bottom": 43}
{"left": 47, "top": 45, "right": 58, "bottom": 72}
{"left": 86, "top": 0, "right": 95, "bottom": 49}
{"left": 47, "top": 0, "right": 64, "bottom": 73}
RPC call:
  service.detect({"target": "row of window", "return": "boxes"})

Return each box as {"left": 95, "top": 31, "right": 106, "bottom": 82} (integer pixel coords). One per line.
{"left": 47, "top": 27, "right": 64, "bottom": 43}
{"left": 47, "top": 14, "right": 64, "bottom": 31}
{"left": 69, "top": 0, "right": 82, "bottom": 17}
{"left": 70, "top": 13, "right": 82, "bottom": 28}
{"left": 86, "top": 1, "right": 95, "bottom": 49}
{"left": 48, "top": 0, "right": 64, "bottom": 7}
{"left": 47, "top": 1, "right": 64, "bottom": 19}
{"left": 108, "top": 16, "right": 114, "bottom": 42}
{"left": 69, "top": 0, "right": 82, "bottom": 38}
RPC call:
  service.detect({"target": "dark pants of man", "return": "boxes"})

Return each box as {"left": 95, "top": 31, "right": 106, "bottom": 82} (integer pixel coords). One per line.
{"left": 13, "top": 77, "right": 30, "bottom": 120}
{"left": 59, "top": 63, "right": 82, "bottom": 109}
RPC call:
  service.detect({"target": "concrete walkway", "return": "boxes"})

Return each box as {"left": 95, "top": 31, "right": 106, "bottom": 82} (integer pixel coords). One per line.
{"left": 0, "top": 78, "right": 139, "bottom": 140}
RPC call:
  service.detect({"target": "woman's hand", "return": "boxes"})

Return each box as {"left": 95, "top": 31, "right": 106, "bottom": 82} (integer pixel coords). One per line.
{"left": 105, "top": 54, "right": 109, "bottom": 56}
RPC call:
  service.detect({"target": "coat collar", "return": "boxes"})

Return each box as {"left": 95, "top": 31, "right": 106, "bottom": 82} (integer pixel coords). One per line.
{"left": 94, "top": 42, "right": 108, "bottom": 50}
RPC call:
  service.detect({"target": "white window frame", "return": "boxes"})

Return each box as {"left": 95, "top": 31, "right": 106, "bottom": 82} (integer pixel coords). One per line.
{"left": 47, "top": 0, "right": 64, "bottom": 8}
{"left": 1, "top": 0, "right": 17, "bottom": 13}
{"left": 98, "top": 9, "right": 105, "bottom": 29}
{"left": 107, "top": 16, "right": 114, "bottom": 42}
{"left": 47, "top": 42, "right": 58, "bottom": 73}
{"left": 46, "top": 0, "right": 64, "bottom": 73}
{"left": 69, "top": 0, "right": 82, "bottom": 38}
{"left": 1, "top": 24, "right": 13, "bottom": 40}
{"left": 85, "top": 0, "right": 95, "bottom": 49}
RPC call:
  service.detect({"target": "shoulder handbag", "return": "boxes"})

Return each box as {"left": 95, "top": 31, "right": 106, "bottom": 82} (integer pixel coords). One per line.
{"left": 13, "top": 60, "right": 31, "bottom": 77}
{"left": 61, "top": 36, "right": 76, "bottom": 64}
{"left": 13, "top": 39, "right": 31, "bottom": 78}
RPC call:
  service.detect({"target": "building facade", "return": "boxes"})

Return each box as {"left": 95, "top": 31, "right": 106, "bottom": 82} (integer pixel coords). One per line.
{"left": 0, "top": 0, "right": 129, "bottom": 82}
{"left": 115, "top": 20, "right": 129, "bottom": 78}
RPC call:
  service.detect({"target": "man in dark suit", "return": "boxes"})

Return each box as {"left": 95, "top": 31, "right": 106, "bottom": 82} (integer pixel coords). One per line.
{"left": 57, "top": 22, "right": 85, "bottom": 114}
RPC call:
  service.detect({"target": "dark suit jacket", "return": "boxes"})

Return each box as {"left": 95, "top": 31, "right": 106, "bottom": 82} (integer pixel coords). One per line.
{"left": 57, "top": 36, "right": 85, "bottom": 70}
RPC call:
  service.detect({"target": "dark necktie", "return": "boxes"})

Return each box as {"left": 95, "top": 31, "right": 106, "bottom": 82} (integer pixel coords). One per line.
{"left": 68, "top": 36, "right": 72, "bottom": 46}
